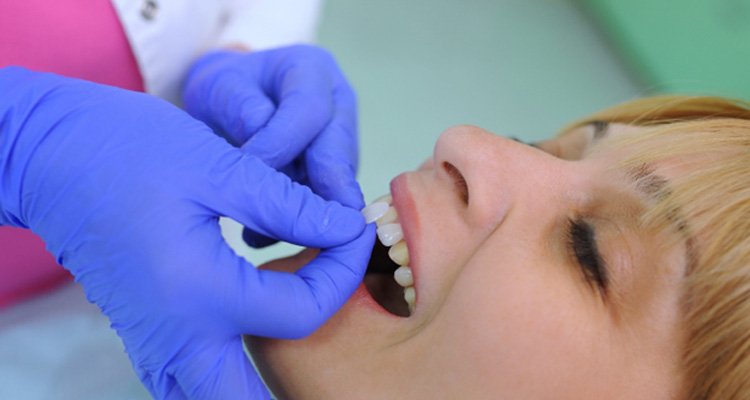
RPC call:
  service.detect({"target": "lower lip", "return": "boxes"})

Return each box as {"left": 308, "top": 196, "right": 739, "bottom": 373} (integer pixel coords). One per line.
{"left": 352, "top": 281, "right": 408, "bottom": 320}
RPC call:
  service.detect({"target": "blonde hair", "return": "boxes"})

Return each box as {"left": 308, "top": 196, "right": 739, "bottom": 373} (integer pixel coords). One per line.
{"left": 564, "top": 96, "right": 750, "bottom": 399}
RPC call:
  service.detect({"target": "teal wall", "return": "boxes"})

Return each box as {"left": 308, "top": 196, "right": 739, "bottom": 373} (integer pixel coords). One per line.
{"left": 581, "top": 0, "right": 750, "bottom": 99}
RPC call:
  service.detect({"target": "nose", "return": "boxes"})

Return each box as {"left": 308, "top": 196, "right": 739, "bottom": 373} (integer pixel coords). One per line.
{"left": 432, "top": 125, "right": 570, "bottom": 229}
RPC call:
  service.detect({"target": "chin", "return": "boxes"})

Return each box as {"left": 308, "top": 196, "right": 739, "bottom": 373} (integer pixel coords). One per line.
{"left": 245, "top": 248, "right": 415, "bottom": 399}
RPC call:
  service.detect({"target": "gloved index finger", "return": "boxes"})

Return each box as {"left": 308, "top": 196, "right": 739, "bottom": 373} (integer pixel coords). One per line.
{"left": 202, "top": 149, "right": 365, "bottom": 249}
{"left": 241, "top": 62, "right": 335, "bottom": 169}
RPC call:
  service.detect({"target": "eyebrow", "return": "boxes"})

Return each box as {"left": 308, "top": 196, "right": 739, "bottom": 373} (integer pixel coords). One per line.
{"left": 625, "top": 164, "right": 698, "bottom": 274}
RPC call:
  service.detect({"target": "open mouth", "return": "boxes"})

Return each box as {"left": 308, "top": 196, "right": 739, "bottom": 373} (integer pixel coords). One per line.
{"left": 365, "top": 240, "right": 410, "bottom": 317}
{"left": 361, "top": 195, "right": 415, "bottom": 317}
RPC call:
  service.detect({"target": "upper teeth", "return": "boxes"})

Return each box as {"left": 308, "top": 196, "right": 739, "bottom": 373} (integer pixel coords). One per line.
{"left": 376, "top": 223, "right": 403, "bottom": 246}
{"left": 388, "top": 241, "right": 409, "bottom": 265}
{"left": 361, "top": 194, "right": 416, "bottom": 314}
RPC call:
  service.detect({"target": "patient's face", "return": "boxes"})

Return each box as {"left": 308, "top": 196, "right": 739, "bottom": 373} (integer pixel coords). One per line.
{"left": 247, "top": 124, "right": 688, "bottom": 399}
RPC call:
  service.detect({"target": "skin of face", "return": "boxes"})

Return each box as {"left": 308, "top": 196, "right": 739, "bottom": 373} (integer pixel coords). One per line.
{"left": 246, "top": 124, "right": 688, "bottom": 399}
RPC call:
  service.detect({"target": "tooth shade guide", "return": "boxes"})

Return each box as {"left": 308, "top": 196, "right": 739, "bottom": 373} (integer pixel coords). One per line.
{"left": 361, "top": 201, "right": 389, "bottom": 223}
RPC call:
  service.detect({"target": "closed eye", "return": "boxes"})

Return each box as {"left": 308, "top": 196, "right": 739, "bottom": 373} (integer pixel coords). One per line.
{"left": 567, "top": 218, "right": 609, "bottom": 296}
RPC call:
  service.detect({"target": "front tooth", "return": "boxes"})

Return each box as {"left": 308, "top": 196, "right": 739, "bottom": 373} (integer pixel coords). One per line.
{"left": 388, "top": 241, "right": 409, "bottom": 266}
{"left": 375, "top": 207, "right": 398, "bottom": 227}
{"left": 393, "top": 266, "right": 413, "bottom": 287}
{"left": 361, "top": 201, "right": 389, "bottom": 224}
{"left": 376, "top": 223, "right": 403, "bottom": 246}
{"left": 404, "top": 286, "right": 416, "bottom": 313}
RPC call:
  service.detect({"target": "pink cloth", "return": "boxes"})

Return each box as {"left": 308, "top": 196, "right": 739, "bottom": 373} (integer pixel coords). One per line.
{"left": 0, "top": 0, "right": 145, "bottom": 308}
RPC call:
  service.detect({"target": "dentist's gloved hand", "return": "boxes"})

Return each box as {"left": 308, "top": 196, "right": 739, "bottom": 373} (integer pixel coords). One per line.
{"left": 0, "top": 67, "right": 375, "bottom": 400}
{"left": 183, "top": 45, "right": 360, "bottom": 247}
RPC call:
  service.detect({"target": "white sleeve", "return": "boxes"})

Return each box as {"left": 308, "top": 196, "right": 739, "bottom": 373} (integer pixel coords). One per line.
{"left": 216, "top": 0, "right": 324, "bottom": 50}
{"left": 111, "top": 0, "right": 227, "bottom": 104}
{"left": 111, "top": 0, "right": 324, "bottom": 104}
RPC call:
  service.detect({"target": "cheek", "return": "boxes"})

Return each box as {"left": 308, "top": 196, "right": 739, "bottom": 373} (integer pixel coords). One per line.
{"left": 426, "top": 244, "right": 618, "bottom": 397}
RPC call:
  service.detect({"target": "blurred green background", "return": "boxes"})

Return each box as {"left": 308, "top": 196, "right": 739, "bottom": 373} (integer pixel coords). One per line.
{"left": 232, "top": 0, "right": 750, "bottom": 263}
{"left": 581, "top": 0, "right": 750, "bottom": 99}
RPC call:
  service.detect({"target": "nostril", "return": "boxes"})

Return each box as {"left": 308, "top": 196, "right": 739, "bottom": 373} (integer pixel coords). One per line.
{"left": 442, "top": 161, "right": 469, "bottom": 205}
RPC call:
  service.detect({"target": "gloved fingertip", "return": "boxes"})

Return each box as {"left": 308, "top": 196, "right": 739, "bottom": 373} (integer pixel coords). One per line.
{"left": 314, "top": 201, "right": 367, "bottom": 247}
{"left": 341, "top": 176, "right": 366, "bottom": 210}
{"left": 307, "top": 159, "right": 364, "bottom": 209}
{"left": 318, "top": 180, "right": 364, "bottom": 210}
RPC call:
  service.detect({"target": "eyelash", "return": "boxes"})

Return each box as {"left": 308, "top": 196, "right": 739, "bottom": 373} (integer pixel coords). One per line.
{"left": 566, "top": 218, "right": 608, "bottom": 295}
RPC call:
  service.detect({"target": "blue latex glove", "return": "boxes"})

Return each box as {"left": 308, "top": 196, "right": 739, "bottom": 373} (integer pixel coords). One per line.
{"left": 183, "top": 45, "right": 361, "bottom": 248}
{"left": 0, "top": 67, "right": 375, "bottom": 399}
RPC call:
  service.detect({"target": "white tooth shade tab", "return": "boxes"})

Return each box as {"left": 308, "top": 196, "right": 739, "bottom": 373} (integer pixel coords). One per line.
{"left": 394, "top": 266, "right": 413, "bottom": 287}
{"left": 361, "top": 201, "right": 389, "bottom": 224}
{"left": 377, "top": 223, "right": 403, "bottom": 246}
